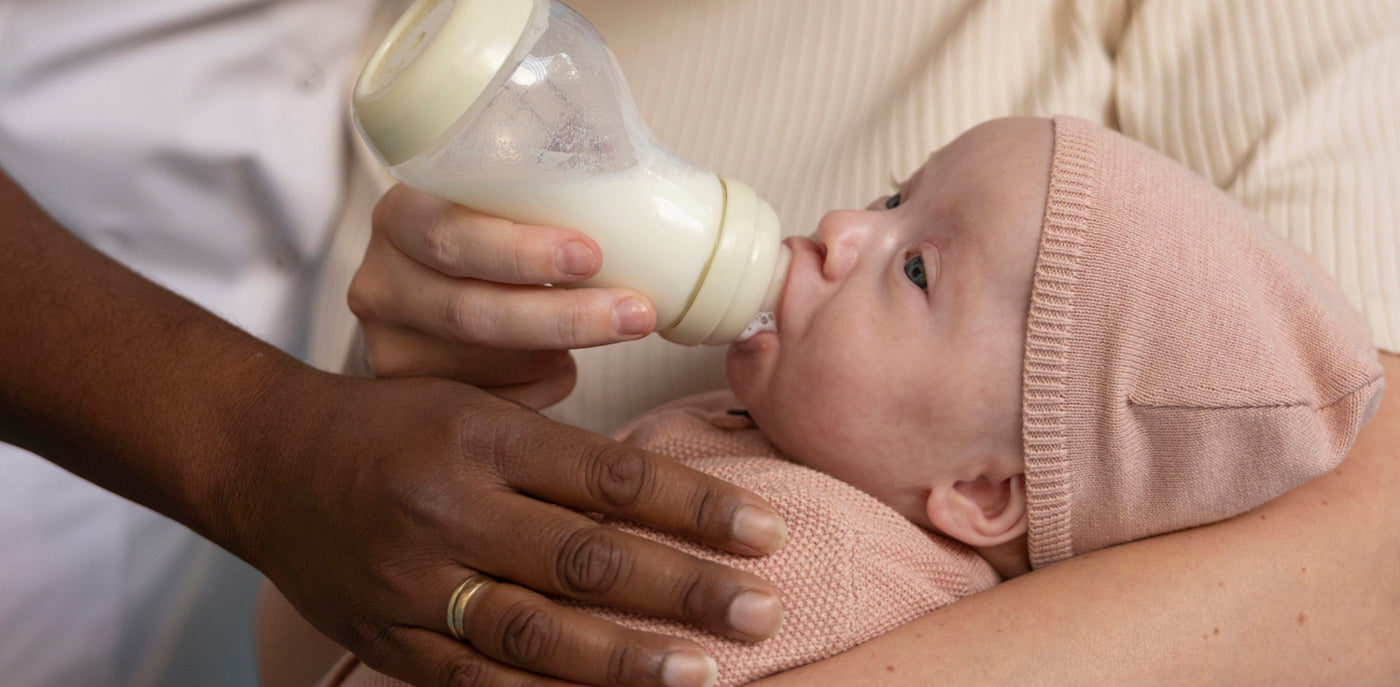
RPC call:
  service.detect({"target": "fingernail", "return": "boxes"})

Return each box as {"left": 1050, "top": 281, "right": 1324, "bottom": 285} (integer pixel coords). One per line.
{"left": 556, "top": 241, "right": 595, "bottom": 277}
{"left": 612, "top": 298, "right": 652, "bottom": 336}
{"left": 727, "top": 590, "right": 783, "bottom": 640}
{"left": 662, "top": 651, "right": 718, "bottom": 687}
{"left": 732, "top": 506, "right": 787, "bottom": 553}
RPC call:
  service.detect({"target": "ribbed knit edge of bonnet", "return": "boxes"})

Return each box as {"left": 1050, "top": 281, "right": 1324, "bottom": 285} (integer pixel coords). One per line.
{"left": 1024, "top": 116, "right": 1097, "bottom": 569}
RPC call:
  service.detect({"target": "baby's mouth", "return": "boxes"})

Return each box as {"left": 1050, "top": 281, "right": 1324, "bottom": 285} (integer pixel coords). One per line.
{"left": 735, "top": 311, "right": 778, "bottom": 342}
{"left": 733, "top": 241, "right": 796, "bottom": 343}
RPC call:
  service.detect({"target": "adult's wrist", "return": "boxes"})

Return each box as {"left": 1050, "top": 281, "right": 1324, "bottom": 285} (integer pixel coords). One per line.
{"left": 187, "top": 352, "right": 347, "bottom": 576}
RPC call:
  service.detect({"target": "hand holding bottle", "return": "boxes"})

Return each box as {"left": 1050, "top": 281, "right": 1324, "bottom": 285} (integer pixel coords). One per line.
{"left": 349, "top": 182, "right": 656, "bottom": 407}
{"left": 352, "top": 0, "right": 786, "bottom": 352}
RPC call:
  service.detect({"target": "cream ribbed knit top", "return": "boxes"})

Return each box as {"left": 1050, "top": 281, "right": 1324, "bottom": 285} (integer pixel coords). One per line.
{"left": 322, "top": 0, "right": 1400, "bottom": 434}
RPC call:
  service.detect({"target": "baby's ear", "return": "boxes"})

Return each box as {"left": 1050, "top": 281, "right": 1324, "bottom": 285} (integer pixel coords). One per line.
{"left": 926, "top": 473, "right": 1027, "bottom": 548}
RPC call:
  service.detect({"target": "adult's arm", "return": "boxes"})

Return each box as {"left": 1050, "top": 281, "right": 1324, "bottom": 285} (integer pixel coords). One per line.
{"left": 750, "top": 352, "right": 1399, "bottom": 685}
{"left": 0, "top": 169, "right": 787, "bottom": 687}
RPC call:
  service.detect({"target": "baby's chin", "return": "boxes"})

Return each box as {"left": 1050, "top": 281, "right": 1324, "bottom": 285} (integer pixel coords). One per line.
{"left": 723, "top": 339, "right": 773, "bottom": 409}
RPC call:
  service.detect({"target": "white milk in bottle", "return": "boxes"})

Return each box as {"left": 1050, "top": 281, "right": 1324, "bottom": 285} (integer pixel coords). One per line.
{"left": 353, "top": 0, "right": 788, "bottom": 344}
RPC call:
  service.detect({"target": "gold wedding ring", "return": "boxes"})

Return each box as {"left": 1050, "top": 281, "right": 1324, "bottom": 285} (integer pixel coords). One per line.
{"left": 447, "top": 573, "right": 494, "bottom": 641}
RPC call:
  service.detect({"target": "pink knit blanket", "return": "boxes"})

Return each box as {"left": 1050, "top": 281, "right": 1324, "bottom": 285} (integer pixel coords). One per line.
{"left": 316, "top": 390, "right": 998, "bottom": 687}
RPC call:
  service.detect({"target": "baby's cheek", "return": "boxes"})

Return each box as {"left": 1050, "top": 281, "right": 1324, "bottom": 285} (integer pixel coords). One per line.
{"left": 761, "top": 401, "right": 859, "bottom": 469}
{"left": 724, "top": 343, "right": 759, "bottom": 389}
{"left": 738, "top": 350, "right": 860, "bottom": 457}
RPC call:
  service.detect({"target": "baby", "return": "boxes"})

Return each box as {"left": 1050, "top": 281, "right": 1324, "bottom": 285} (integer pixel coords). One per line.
{"left": 268, "top": 116, "right": 1385, "bottom": 687}
{"left": 726, "top": 115, "right": 1384, "bottom": 574}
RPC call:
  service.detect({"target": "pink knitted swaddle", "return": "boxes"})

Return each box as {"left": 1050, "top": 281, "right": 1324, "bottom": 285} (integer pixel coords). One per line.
{"left": 317, "top": 391, "right": 998, "bottom": 687}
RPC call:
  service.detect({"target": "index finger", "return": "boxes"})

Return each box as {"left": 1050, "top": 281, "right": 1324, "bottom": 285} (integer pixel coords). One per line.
{"left": 375, "top": 184, "right": 602, "bottom": 285}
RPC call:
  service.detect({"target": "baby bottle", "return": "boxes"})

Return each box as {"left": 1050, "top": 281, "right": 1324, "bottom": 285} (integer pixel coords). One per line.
{"left": 352, "top": 0, "right": 789, "bottom": 345}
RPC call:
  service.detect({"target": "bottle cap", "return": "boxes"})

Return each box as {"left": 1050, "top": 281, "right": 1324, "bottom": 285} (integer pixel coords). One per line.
{"left": 662, "top": 178, "right": 789, "bottom": 345}
{"left": 353, "top": 0, "right": 534, "bottom": 167}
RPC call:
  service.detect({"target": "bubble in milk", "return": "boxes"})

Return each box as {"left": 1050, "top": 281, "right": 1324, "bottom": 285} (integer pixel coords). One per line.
{"left": 735, "top": 311, "right": 777, "bottom": 342}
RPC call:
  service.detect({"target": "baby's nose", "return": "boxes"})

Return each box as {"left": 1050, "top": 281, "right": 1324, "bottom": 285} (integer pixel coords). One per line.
{"left": 813, "top": 209, "right": 874, "bottom": 280}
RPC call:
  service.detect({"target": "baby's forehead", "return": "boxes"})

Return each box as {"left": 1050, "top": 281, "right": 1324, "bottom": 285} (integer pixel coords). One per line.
{"left": 915, "top": 118, "right": 1052, "bottom": 246}
{"left": 922, "top": 118, "right": 1054, "bottom": 179}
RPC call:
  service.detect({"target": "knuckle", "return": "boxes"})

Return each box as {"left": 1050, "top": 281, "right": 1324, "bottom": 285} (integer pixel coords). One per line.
{"left": 347, "top": 612, "right": 393, "bottom": 655}
{"left": 450, "top": 402, "right": 535, "bottom": 488}
{"left": 381, "top": 461, "right": 464, "bottom": 533}
{"left": 423, "top": 214, "right": 460, "bottom": 271}
{"left": 687, "top": 484, "right": 726, "bottom": 537}
{"left": 583, "top": 444, "right": 652, "bottom": 510}
{"left": 451, "top": 401, "right": 512, "bottom": 463}
{"left": 441, "top": 658, "right": 492, "bottom": 687}
{"left": 555, "top": 525, "right": 629, "bottom": 596}
{"left": 555, "top": 300, "right": 598, "bottom": 348}
{"left": 675, "top": 568, "right": 711, "bottom": 624}
{"left": 606, "top": 641, "right": 657, "bottom": 686}
{"left": 505, "top": 240, "right": 533, "bottom": 282}
{"left": 346, "top": 263, "right": 387, "bottom": 322}
{"left": 445, "top": 292, "right": 493, "bottom": 344}
{"left": 494, "top": 599, "right": 561, "bottom": 668}
{"left": 369, "top": 185, "right": 406, "bottom": 235}
{"left": 346, "top": 279, "right": 373, "bottom": 321}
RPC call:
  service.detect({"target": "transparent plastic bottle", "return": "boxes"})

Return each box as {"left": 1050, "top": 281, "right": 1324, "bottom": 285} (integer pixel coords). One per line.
{"left": 352, "top": 0, "right": 789, "bottom": 345}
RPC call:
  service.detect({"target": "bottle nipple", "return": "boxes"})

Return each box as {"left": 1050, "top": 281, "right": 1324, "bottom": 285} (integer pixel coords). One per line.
{"left": 735, "top": 311, "right": 777, "bottom": 342}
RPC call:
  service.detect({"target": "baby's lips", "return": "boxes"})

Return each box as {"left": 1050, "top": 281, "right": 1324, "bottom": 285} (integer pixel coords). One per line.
{"left": 735, "top": 311, "right": 778, "bottom": 342}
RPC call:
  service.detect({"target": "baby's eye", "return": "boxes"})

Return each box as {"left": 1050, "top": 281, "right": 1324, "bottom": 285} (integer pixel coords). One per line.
{"left": 884, "top": 192, "right": 902, "bottom": 210}
{"left": 904, "top": 253, "right": 928, "bottom": 291}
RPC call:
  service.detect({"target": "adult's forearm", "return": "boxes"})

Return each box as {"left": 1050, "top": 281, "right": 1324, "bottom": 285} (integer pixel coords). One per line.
{"left": 752, "top": 353, "right": 1400, "bottom": 685}
{"left": 0, "top": 168, "right": 311, "bottom": 551}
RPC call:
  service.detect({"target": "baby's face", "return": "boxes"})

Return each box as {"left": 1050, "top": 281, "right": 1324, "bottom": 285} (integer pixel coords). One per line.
{"left": 726, "top": 117, "right": 1052, "bottom": 525}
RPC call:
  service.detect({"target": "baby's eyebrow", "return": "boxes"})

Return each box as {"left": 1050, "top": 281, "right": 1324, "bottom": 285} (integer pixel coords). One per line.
{"left": 904, "top": 159, "right": 936, "bottom": 191}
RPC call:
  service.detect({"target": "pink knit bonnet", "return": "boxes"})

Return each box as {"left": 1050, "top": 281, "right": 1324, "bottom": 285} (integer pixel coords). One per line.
{"left": 1023, "top": 116, "right": 1384, "bottom": 568}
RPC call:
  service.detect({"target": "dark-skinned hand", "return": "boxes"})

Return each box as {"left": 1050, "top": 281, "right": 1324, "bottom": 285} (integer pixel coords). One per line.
{"left": 243, "top": 370, "right": 786, "bottom": 687}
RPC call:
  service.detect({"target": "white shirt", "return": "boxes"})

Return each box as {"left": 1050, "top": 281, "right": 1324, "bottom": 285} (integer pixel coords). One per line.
{"left": 0, "top": 1, "right": 375, "bottom": 684}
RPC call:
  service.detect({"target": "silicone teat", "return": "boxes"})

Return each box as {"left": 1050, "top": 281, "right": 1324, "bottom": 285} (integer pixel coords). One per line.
{"left": 735, "top": 311, "right": 777, "bottom": 342}
{"left": 733, "top": 240, "right": 790, "bottom": 343}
